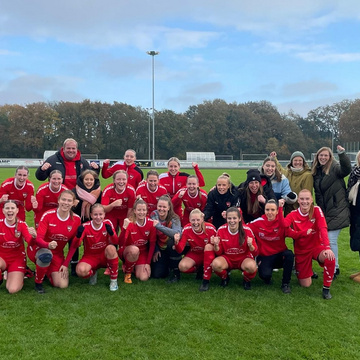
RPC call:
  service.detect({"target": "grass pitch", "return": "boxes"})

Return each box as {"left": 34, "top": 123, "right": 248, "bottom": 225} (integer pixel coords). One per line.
{"left": 0, "top": 167, "right": 359, "bottom": 360}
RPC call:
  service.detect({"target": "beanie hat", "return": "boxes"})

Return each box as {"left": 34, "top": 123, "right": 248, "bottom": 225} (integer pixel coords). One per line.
{"left": 246, "top": 169, "right": 261, "bottom": 183}
{"left": 290, "top": 151, "right": 305, "bottom": 165}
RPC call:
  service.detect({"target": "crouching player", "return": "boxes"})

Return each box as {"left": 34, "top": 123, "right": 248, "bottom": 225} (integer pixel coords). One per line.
{"left": 120, "top": 199, "right": 156, "bottom": 283}
{"left": 248, "top": 199, "right": 294, "bottom": 294}
{"left": 283, "top": 189, "right": 335, "bottom": 300}
{"left": 173, "top": 209, "right": 216, "bottom": 291}
{"left": 28, "top": 190, "right": 81, "bottom": 294}
{"left": 0, "top": 200, "right": 36, "bottom": 293}
{"left": 62, "top": 204, "right": 119, "bottom": 291}
{"left": 211, "top": 207, "right": 258, "bottom": 290}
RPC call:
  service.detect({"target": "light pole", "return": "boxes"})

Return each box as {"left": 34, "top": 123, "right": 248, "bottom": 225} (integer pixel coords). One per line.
{"left": 146, "top": 50, "right": 159, "bottom": 165}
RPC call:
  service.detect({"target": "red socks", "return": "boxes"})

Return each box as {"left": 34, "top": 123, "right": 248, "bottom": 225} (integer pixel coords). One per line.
{"left": 323, "top": 258, "right": 335, "bottom": 288}
{"left": 107, "top": 257, "right": 119, "bottom": 280}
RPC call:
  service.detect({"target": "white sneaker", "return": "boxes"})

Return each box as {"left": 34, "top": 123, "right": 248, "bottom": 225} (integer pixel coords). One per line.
{"left": 109, "top": 279, "right": 118, "bottom": 291}
{"left": 89, "top": 271, "right": 98, "bottom": 285}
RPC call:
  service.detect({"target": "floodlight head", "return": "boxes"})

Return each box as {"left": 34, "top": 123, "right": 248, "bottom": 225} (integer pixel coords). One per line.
{"left": 147, "top": 51, "right": 159, "bottom": 56}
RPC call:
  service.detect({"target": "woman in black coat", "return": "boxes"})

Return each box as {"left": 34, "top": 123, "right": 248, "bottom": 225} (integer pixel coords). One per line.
{"left": 237, "top": 169, "right": 276, "bottom": 224}
{"left": 312, "top": 145, "right": 351, "bottom": 278}
{"left": 203, "top": 173, "right": 238, "bottom": 229}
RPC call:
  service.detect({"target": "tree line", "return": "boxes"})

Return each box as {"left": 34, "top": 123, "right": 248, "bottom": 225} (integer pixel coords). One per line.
{"left": 0, "top": 98, "right": 359, "bottom": 160}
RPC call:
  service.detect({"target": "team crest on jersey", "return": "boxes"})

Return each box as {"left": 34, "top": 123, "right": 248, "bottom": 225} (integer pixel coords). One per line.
{"left": 124, "top": 197, "right": 128, "bottom": 202}
{"left": 15, "top": 230, "right": 21, "bottom": 238}
{"left": 23, "top": 193, "right": 28, "bottom": 198}
{"left": 130, "top": 175, "right": 134, "bottom": 179}
{"left": 103, "top": 231, "right": 107, "bottom": 236}
{"left": 197, "top": 202, "right": 201, "bottom": 207}
{"left": 145, "top": 231, "right": 150, "bottom": 236}
{"left": 310, "top": 219, "right": 315, "bottom": 223}
{"left": 177, "top": 182, "right": 182, "bottom": 188}
{"left": 67, "top": 226, "right": 72, "bottom": 232}
{"left": 80, "top": 164, "right": 83, "bottom": 169}
{"left": 226, "top": 202, "right": 231, "bottom": 207}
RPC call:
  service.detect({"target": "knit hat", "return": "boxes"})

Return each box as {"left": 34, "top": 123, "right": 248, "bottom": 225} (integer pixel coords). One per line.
{"left": 246, "top": 169, "right": 261, "bottom": 183}
{"left": 290, "top": 151, "right": 305, "bottom": 165}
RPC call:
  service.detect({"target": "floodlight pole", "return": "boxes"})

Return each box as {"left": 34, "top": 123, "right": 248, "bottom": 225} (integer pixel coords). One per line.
{"left": 146, "top": 50, "right": 159, "bottom": 165}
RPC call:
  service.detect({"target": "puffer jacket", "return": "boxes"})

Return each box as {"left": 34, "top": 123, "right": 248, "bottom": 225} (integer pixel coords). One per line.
{"left": 313, "top": 152, "right": 351, "bottom": 230}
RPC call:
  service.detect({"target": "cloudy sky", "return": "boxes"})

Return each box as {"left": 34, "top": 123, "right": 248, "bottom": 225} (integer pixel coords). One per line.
{"left": 1, "top": 1, "right": 360, "bottom": 116}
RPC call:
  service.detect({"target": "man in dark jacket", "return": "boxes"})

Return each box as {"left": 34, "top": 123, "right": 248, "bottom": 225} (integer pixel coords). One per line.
{"left": 35, "top": 138, "right": 99, "bottom": 189}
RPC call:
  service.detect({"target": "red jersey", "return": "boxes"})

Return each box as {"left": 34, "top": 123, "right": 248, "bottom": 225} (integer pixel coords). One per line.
{"left": 63, "top": 219, "right": 118, "bottom": 267}
{"left": 215, "top": 224, "right": 258, "bottom": 262}
{"left": 124, "top": 218, "right": 156, "bottom": 264}
{"left": 175, "top": 222, "right": 216, "bottom": 254}
{"left": 248, "top": 213, "right": 289, "bottom": 257}
{"left": 159, "top": 165, "right": 205, "bottom": 198}
{"left": 172, "top": 188, "right": 208, "bottom": 226}
{"left": 34, "top": 183, "right": 68, "bottom": 227}
{"left": 0, "top": 219, "right": 34, "bottom": 256}
{"left": 35, "top": 209, "right": 81, "bottom": 257}
{"left": 101, "top": 184, "right": 136, "bottom": 223}
{"left": 283, "top": 206, "right": 330, "bottom": 255}
{"left": 101, "top": 161, "right": 143, "bottom": 189}
{"left": 0, "top": 178, "right": 35, "bottom": 221}
{"left": 135, "top": 182, "right": 167, "bottom": 216}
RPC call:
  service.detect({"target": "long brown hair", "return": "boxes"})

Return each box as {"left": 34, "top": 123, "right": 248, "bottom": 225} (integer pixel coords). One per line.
{"left": 261, "top": 156, "right": 281, "bottom": 182}
{"left": 246, "top": 183, "right": 264, "bottom": 215}
{"left": 58, "top": 190, "right": 76, "bottom": 219}
{"left": 129, "top": 199, "right": 148, "bottom": 223}
{"left": 157, "top": 195, "right": 179, "bottom": 225}
{"left": 226, "top": 207, "right": 245, "bottom": 246}
{"left": 311, "top": 147, "right": 334, "bottom": 176}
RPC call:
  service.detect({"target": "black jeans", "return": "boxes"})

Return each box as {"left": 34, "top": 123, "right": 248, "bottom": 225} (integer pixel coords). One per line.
{"left": 257, "top": 249, "right": 294, "bottom": 285}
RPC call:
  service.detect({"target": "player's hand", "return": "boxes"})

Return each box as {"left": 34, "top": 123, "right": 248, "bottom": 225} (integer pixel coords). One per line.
{"left": 28, "top": 227, "right": 37, "bottom": 237}
{"left": 59, "top": 265, "right": 69, "bottom": 279}
{"left": 174, "top": 233, "right": 180, "bottom": 245}
{"left": 152, "top": 251, "right": 161, "bottom": 262}
{"left": 123, "top": 218, "right": 130, "bottom": 230}
{"left": 48, "top": 241, "right": 57, "bottom": 250}
{"left": 258, "top": 195, "right": 266, "bottom": 204}
{"left": 278, "top": 199, "right": 285, "bottom": 207}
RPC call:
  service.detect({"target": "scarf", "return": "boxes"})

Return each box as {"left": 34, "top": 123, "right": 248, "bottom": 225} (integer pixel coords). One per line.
{"left": 347, "top": 166, "right": 360, "bottom": 192}
{"left": 75, "top": 177, "right": 101, "bottom": 220}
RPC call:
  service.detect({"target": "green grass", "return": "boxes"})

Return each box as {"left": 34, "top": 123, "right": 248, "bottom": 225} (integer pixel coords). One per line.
{"left": 0, "top": 167, "right": 360, "bottom": 360}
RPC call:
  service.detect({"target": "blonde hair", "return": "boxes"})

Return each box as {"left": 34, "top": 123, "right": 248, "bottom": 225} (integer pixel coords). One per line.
{"left": 167, "top": 157, "right": 180, "bottom": 166}
{"left": 311, "top": 147, "right": 334, "bottom": 175}
{"left": 189, "top": 208, "right": 205, "bottom": 233}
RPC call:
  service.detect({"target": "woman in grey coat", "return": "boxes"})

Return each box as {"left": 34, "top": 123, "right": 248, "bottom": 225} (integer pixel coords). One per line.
{"left": 312, "top": 145, "right": 351, "bottom": 277}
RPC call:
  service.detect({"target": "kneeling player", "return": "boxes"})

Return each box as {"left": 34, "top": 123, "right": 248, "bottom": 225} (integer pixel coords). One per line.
{"left": 283, "top": 189, "right": 335, "bottom": 299}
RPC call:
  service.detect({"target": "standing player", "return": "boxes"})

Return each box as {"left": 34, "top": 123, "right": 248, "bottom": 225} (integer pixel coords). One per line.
{"left": 62, "top": 204, "right": 119, "bottom": 291}
{"left": 0, "top": 166, "right": 37, "bottom": 221}
{"left": 172, "top": 175, "right": 208, "bottom": 227}
{"left": 211, "top": 207, "right": 258, "bottom": 290}
{"left": 120, "top": 199, "right": 156, "bottom": 283}
{"left": 34, "top": 170, "right": 68, "bottom": 228}
{"left": 101, "top": 149, "right": 143, "bottom": 189}
{"left": 135, "top": 170, "right": 167, "bottom": 216}
{"left": 173, "top": 209, "right": 216, "bottom": 291}
{"left": 0, "top": 201, "right": 36, "bottom": 294}
{"left": 159, "top": 157, "right": 205, "bottom": 198}
{"left": 28, "top": 190, "right": 81, "bottom": 293}
{"left": 283, "top": 189, "right": 336, "bottom": 300}
{"left": 102, "top": 170, "right": 136, "bottom": 234}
